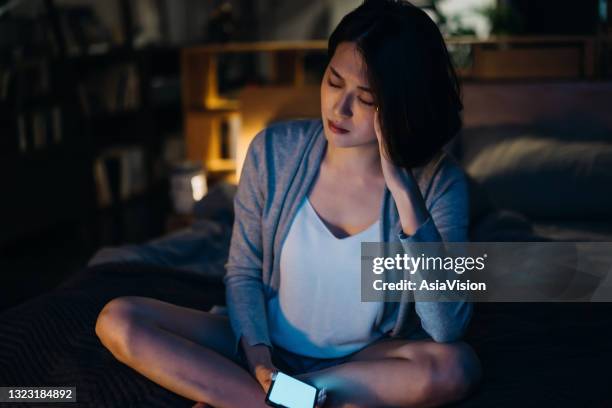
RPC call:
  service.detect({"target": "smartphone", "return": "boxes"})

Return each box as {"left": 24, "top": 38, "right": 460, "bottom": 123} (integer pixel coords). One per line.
{"left": 265, "top": 371, "right": 320, "bottom": 408}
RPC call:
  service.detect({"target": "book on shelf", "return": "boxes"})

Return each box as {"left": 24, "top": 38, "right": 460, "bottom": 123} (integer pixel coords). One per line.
{"left": 52, "top": 107, "right": 63, "bottom": 144}
{"left": 77, "top": 83, "right": 91, "bottom": 116}
{"left": 17, "top": 114, "right": 27, "bottom": 153}
{"left": 93, "top": 145, "right": 148, "bottom": 208}
{"left": 32, "top": 111, "right": 46, "bottom": 149}
{"left": 93, "top": 157, "right": 113, "bottom": 208}
{"left": 78, "top": 63, "right": 141, "bottom": 116}
{"left": 125, "top": 64, "right": 140, "bottom": 110}
{"left": 12, "top": 106, "right": 63, "bottom": 153}
{"left": 220, "top": 113, "right": 240, "bottom": 160}
{"left": 0, "top": 67, "right": 11, "bottom": 102}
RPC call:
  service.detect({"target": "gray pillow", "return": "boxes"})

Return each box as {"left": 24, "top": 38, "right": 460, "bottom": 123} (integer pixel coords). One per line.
{"left": 465, "top": 137, "right": 612, "bottom": 220}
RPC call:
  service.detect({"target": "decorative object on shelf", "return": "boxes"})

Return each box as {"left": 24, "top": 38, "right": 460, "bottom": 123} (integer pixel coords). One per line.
{"left": 476, "top": 2, "right": 524, "bottom": 36}
{"left": 170, "top": 161, "right": 207, "bottom": 215}
{"left": 205, "top": 1, "right": 236, "bottom": 43}
{"left": 132, "top": 0, "right": 164, "bottom": 47}
{"left": 56, "top": 5, "right": 114, "bottom": 55}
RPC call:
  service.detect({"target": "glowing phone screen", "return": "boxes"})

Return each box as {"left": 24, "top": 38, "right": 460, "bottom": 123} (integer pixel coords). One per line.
{"left": 266, "top": 371, "right": 318, "bottom": 408}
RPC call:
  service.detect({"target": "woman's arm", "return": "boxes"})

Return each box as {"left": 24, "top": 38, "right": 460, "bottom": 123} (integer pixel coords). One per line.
{"left": 223, "top": 131, "right": 277, "bottom": 388}
{"left": 394, "top": 171, "right": 473, "bottom": 343}
{"left": 374, "top": 111, "right": 473, "bottom": 343}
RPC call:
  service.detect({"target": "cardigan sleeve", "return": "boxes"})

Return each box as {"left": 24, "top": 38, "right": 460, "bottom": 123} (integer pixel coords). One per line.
{"left": 223, "top": 131, "right": 273, "bottom": 356}
{"left": 397, "top": 161, "right": 473, "bottom": 343}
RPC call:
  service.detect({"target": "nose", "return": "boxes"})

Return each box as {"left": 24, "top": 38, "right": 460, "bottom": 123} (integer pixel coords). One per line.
{"left": 333, "top": 92, "right": 353, "bottom": 119}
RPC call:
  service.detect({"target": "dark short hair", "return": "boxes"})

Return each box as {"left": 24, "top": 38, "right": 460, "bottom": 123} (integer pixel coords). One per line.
{"left": 328, "top": 0, "right": 463, "bottom": 168}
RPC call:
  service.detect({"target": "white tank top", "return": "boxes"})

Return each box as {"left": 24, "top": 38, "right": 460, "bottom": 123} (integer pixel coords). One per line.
{"left": 267, "top": 196, "right": 394, "bottom": 358}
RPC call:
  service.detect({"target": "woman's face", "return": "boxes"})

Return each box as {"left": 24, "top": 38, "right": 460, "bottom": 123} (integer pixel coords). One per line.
{"left": 321, "top": 42, "right": 377, "bottom": 148}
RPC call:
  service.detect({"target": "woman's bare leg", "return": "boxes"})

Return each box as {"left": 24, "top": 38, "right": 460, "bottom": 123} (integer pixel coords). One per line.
{"left": 95, "top": 296, "right": 268, "bottom": 408}
{"left": 296, "top": 338, "right": 481, "bottom": 408}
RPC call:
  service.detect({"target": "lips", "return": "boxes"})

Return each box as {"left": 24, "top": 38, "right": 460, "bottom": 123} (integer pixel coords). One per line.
{"left": 328, "top": 120, "right": 349, "bottom": 134}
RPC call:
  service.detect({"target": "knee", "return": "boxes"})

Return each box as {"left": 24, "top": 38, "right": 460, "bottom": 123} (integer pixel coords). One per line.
{"left": 422, "top": 343, "right": 482, "bottom": 405}
{"left": 95, "top": 296, "right": 144, "bottom": 361}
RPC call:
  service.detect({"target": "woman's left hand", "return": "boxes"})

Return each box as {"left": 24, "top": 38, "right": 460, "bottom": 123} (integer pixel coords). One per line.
{"left": 374, "top": 109, "right": 429, "bottom": 235}
{"left": 373, "top": 109, "right": 417, "bottom": 194}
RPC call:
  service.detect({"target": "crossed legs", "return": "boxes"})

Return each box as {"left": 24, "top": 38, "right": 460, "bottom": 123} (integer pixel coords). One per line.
{"left": 296, "top": 338, "right": 481, "bottom": 407}
{"left": 95, "top": 296, "right": 481, "bottom": 408}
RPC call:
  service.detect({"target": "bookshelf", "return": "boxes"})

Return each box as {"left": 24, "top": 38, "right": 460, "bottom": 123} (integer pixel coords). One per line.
{"left": 1, "top": 1, "right": 182, "bottom": 247}
{"left": 2, "top": 0, "right": 88, "bottom": 243}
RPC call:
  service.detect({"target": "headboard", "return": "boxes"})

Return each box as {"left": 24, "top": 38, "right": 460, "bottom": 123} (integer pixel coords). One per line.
{"left": 235, "top": 81, "right": 612, "bottom": 177}
{"left": 462, "top": 81, "right": 612, "bottom": 134}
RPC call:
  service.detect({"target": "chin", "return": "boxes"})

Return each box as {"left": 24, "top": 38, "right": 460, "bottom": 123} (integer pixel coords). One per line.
{"left": 324, "top": 129, "right": 373, "bottom": 149}
{"left": 324, "top": 130, "right": 352, "bottom": 147}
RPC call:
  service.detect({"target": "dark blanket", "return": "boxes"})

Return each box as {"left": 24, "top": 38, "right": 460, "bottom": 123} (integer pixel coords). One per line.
{"left": 457, "top": 302, "right": 612, "bottom": 407}
{"left": 0, "top": 262, "right": 225, "bottom": 408}
{"left": 1, "top": 262, "right": 612, "bottom": 407}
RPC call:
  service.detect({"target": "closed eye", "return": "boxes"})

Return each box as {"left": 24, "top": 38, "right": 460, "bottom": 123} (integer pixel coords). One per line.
{"left": 327, "top": 78, "right": 341, "bottom": 88}
{"left": 328, "top": 79, "right": 374, "bottom": 106}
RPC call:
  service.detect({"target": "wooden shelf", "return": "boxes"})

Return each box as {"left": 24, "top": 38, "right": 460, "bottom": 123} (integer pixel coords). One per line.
{"left": 180, "top": 41, "right": 328, "bottom": 180}
{"left": 182, "top": 40, "right": 327, "bottom": 55}
{"left": 206, "top": 158, "right": 236, "bottom": 173}
{"left": 446, "top": 35, "right": 597, "bottom": 46}
{"left": 180, "top": 38, "right": 606, "bottom": 184}
{"left": 187, "top": 104, "right": 240, "bottom": 115}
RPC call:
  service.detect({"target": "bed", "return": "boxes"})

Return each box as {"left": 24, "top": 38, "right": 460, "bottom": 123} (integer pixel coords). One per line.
{"left": 2, "top": 81, "right": 612, "bottom": 407}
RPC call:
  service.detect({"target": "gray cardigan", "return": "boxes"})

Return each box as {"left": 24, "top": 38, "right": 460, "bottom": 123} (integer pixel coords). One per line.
{"left": 224, "top": 119, "right": 472, "bottom": 355}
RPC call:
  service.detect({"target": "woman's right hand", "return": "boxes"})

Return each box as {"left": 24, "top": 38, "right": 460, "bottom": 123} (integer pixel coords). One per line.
{"left": 241, "top": 338, "right": 277, "bottom": 394}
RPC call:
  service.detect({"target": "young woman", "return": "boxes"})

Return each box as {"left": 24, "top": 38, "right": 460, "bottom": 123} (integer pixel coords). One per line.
{"left": 95, "top": 1, "right": 481, "bottom": 407}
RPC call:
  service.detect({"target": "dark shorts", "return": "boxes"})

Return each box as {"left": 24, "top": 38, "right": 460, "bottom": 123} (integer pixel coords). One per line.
{"left": 209, "top": 306, "right": 403, "bottom": 376}
{"left": 270, "top": 345, "right": 356, "bottom": 376}
{"left": 235, "top": 337, "right": 394, "bottom": 376}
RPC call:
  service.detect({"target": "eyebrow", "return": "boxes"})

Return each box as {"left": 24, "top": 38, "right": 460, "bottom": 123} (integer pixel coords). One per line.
{"left": 329, "top": 66, "right": 373, "bottom": 94}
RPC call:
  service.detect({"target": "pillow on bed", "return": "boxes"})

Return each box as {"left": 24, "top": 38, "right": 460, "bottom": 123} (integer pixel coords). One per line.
{"left": 457, "top": 124, "right": 612, "bottom": 165}
{"left": 465, "top": 137, "right": 612, "bottom": 220}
